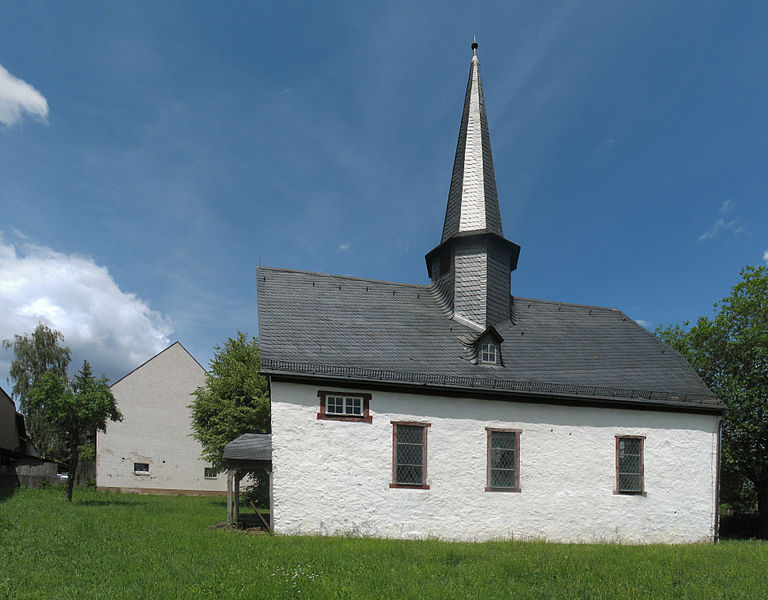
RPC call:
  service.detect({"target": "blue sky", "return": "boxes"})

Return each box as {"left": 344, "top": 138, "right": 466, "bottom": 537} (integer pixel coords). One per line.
{"left": 1, "top": 1, "right": 767, "bottom": 396}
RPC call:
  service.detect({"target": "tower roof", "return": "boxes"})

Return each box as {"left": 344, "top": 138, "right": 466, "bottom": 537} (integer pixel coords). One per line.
{"left": 441, "top": 40, "right": 503, "bottom": 242}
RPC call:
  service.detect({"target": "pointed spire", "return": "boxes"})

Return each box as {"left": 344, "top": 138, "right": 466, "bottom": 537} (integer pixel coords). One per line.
{"left": 425, "top": 41, "right": 520, "bottom": 331}
{"left": 441, "top": 39, "right": 503, "bottom": 243}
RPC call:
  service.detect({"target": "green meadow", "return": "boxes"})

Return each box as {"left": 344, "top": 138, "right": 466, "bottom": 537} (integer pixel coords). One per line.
{"left": 1, "top": 487, "right": 766, "bottom": 599}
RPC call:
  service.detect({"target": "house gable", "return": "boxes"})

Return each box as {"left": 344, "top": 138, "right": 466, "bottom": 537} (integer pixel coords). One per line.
{"left": 96, "top": 342, "right": 224, "bottom": 495}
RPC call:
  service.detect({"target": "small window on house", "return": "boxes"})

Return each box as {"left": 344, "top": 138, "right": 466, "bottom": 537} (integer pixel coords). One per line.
{"left": 486, "top": 428, "right": 520, "bottom": 491}
{"left": 317, "top": 391, "right": 372, "bottom": 422}
{"left": 204, "top": 467, "right": 218, "bottom": 479}
{"left": 327, "top": 395, "right": 362, "bottom": 416}
{"left": 439, "top": 252, "right": 451, "bottom": 277}
{"left": 134, "top": 462, "right": 149, "bottom": 475}
{"left": 616, "top": 436, "right": 644, "bottom": 493}
{"left": 481, "top": 343, "right": 498, "bottom": 364}
{"left": 390, "top": 422, "right": 430, "bottom": 489}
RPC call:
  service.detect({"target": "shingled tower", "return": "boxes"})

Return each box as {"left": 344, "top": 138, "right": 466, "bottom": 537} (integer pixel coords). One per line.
{"left": 425, "top": 40, "right": 521, "bottom": 331}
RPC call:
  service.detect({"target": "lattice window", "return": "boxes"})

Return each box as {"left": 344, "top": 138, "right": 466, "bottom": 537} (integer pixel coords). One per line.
{"left": 616, "top": 436, "right": 644, "bottom": 493}
{"left": 490, "top": 431, "right": 516, "bottom": 488}
{"left": 486, "top": 429, "right": 520, "bottom": 491}
{"left": 391, "top": 423, "right": 429, "bottom": 488}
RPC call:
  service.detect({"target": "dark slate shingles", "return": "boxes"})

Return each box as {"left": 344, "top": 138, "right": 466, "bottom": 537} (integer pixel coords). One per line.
{"left": 256, "top": 267, "right": 720, "bottom": 408}
{"left": 223, "top": 434, "right": 272, "bottom": 461}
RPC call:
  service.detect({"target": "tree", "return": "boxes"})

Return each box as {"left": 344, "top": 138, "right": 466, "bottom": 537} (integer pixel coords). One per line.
{"left": 3, "top": 323, "right": 72, "bottom": 460}
{"left": 28, "top": 361, "right": 122, "bottom": 501}
{"left": 189, "top": 332, "right": 270, "bottom": 470}
{"left": 657, "top": 265, "right": 768, "bottom": 537}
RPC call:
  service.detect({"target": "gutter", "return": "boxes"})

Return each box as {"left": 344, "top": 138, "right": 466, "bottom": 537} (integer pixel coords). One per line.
{"left": 264, "top": 369, "right": 726, "bottom": 416}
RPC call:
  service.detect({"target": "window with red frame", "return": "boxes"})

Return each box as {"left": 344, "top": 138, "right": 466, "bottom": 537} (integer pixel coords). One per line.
{"left": 486, "top": 428, "right": 520, "bottom": 491}
{"left": 316, "top": 390, "right": 372, "bottom": 422}
{"left": 391, "top": 422, "right": 430, "bottom": 489}
{"left": 616, "top": 436, "right": 644, "bottom": 493}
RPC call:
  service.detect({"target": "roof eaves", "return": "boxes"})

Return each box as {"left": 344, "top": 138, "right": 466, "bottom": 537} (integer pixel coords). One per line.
{"left": 260, "top": 359, "right": 724, "bottom": 412}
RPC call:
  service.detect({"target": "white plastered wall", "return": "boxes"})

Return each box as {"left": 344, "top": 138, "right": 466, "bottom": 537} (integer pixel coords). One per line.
{"left": 96, "top": 343, "right": 226, "bottom": 494}
{"left": 271, "top": 381, "right": 720, "bottom": 543}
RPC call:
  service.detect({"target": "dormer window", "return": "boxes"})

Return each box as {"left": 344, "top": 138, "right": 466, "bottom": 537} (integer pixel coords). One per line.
{"left": 476, "top": 328, "right": 503, "bottom": 365}
{"left": 481, "top": 343, "right": 498, "bottom": 364}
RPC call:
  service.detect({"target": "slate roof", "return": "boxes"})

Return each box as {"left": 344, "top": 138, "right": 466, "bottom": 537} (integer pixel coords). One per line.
{"left": 223, "top": 434, "right": 272, "bottom": 462}
{"left": 257, "top": 267, "right": 723, "bottom": 412}
{"left": 441, "top": 42, "right": 503, "bottom": 243}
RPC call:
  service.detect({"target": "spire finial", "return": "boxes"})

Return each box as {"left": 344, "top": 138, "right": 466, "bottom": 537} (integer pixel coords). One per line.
{"left": 471, "top": 36, "right": 478, "bottom": 58}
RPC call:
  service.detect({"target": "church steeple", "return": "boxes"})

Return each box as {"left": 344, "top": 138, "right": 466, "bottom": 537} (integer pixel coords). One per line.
{"left": 425, "top": 41, "right": 521, "bottom": 331}
{"left": 441, "top": 38, "right": 503, "bottom": 242}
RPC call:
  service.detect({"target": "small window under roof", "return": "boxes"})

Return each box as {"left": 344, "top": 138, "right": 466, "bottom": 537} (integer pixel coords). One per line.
{"left": 476, "top": 328, "right": 503, "bottom": 366}
{"left": 481, "top": 342, "right": 498, "bottom": 364}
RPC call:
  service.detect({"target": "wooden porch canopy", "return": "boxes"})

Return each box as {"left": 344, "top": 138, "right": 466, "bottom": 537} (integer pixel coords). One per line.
{"left": 222, "top": 433, "right": 272, "bottom": 529}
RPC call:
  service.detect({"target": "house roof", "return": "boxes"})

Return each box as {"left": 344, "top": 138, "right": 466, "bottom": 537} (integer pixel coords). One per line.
{"left": 223, "top": 434, "right": 272, "bottom": 462}
{"left": 257, "top": 266, "right": 722, "bottom": 412}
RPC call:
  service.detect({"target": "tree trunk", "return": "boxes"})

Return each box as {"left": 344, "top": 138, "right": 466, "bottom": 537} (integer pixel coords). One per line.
{"left": 758, "top": 482, "right": 768, "bottom": 540}
{"left": 66, "top": 445, "right": 79, "bottom": 503}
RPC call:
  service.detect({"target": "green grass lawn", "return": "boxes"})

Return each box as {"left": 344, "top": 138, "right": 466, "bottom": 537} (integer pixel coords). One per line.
{"left": 1, "top": 487, "right": 766, "bottom": 599}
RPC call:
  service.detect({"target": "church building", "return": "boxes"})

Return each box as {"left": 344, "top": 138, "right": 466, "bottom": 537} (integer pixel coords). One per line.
{"left": 256, "top": 42, "right": 724, "bottom": 543}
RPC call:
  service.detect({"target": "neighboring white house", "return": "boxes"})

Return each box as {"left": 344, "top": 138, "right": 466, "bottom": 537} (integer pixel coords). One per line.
{"left": 96, "top": 342, "right": 226, "bottom": 495}
{"left": 255, "top": 42, "right": 724, "bottom": 543}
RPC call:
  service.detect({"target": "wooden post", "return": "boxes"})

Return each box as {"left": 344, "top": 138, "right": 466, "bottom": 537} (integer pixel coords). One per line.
{"left": 226, "top": 467, "right": 234, "bottom": 525}
{"left": 234, "top": 470, "right": 241, "bottom": 525}
{"left": 268, "top": 469, "right": 274, "bottom": 532}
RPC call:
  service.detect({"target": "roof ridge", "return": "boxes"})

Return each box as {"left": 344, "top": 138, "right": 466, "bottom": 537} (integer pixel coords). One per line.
{"left": 514, "top": 296, "right": 621, "bottom": 311}
{"left": 109, "top": 341, "right": 205, "bottom": 388}
{"left": 257, "top": 266, "right": 431, "bottom": 289}
{"left": 258, "top": 268, "right": 628, "bottom": 312}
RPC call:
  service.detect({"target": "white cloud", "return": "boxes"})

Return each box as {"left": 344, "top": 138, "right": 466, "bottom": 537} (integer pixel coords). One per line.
{"left": 698, "top": 199, "right": 745, "bottom": 241}
{"left": 0, "top": 64, "right": 49, "bottom": 127}
{"left": 634, "top": 319, "right": 652, "bottom": 330}
{"left": 339, "top": 243, "right": 350, "bottom": 251}
{"left": 763, "top": 249, "right": 768, "bottom": 265}
{"left": 0, "top": 234, "right": 171, "bottom": 387}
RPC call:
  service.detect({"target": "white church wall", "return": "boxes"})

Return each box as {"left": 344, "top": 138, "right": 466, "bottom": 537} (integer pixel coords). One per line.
{"left": 96, "top": 343, "right": 226, "bottom": 495}
{"left": 271, "top": 380, "right": 719, "bottom": 543}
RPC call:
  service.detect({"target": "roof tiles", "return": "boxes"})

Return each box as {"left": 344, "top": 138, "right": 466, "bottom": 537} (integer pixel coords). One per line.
{"left": 256, "top": 267, "right": 721, "bottom": 410}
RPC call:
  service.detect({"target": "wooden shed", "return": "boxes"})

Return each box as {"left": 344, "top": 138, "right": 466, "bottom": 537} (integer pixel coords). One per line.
{"left": 222, "top": 433, "right": 272, "bottom": 529}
